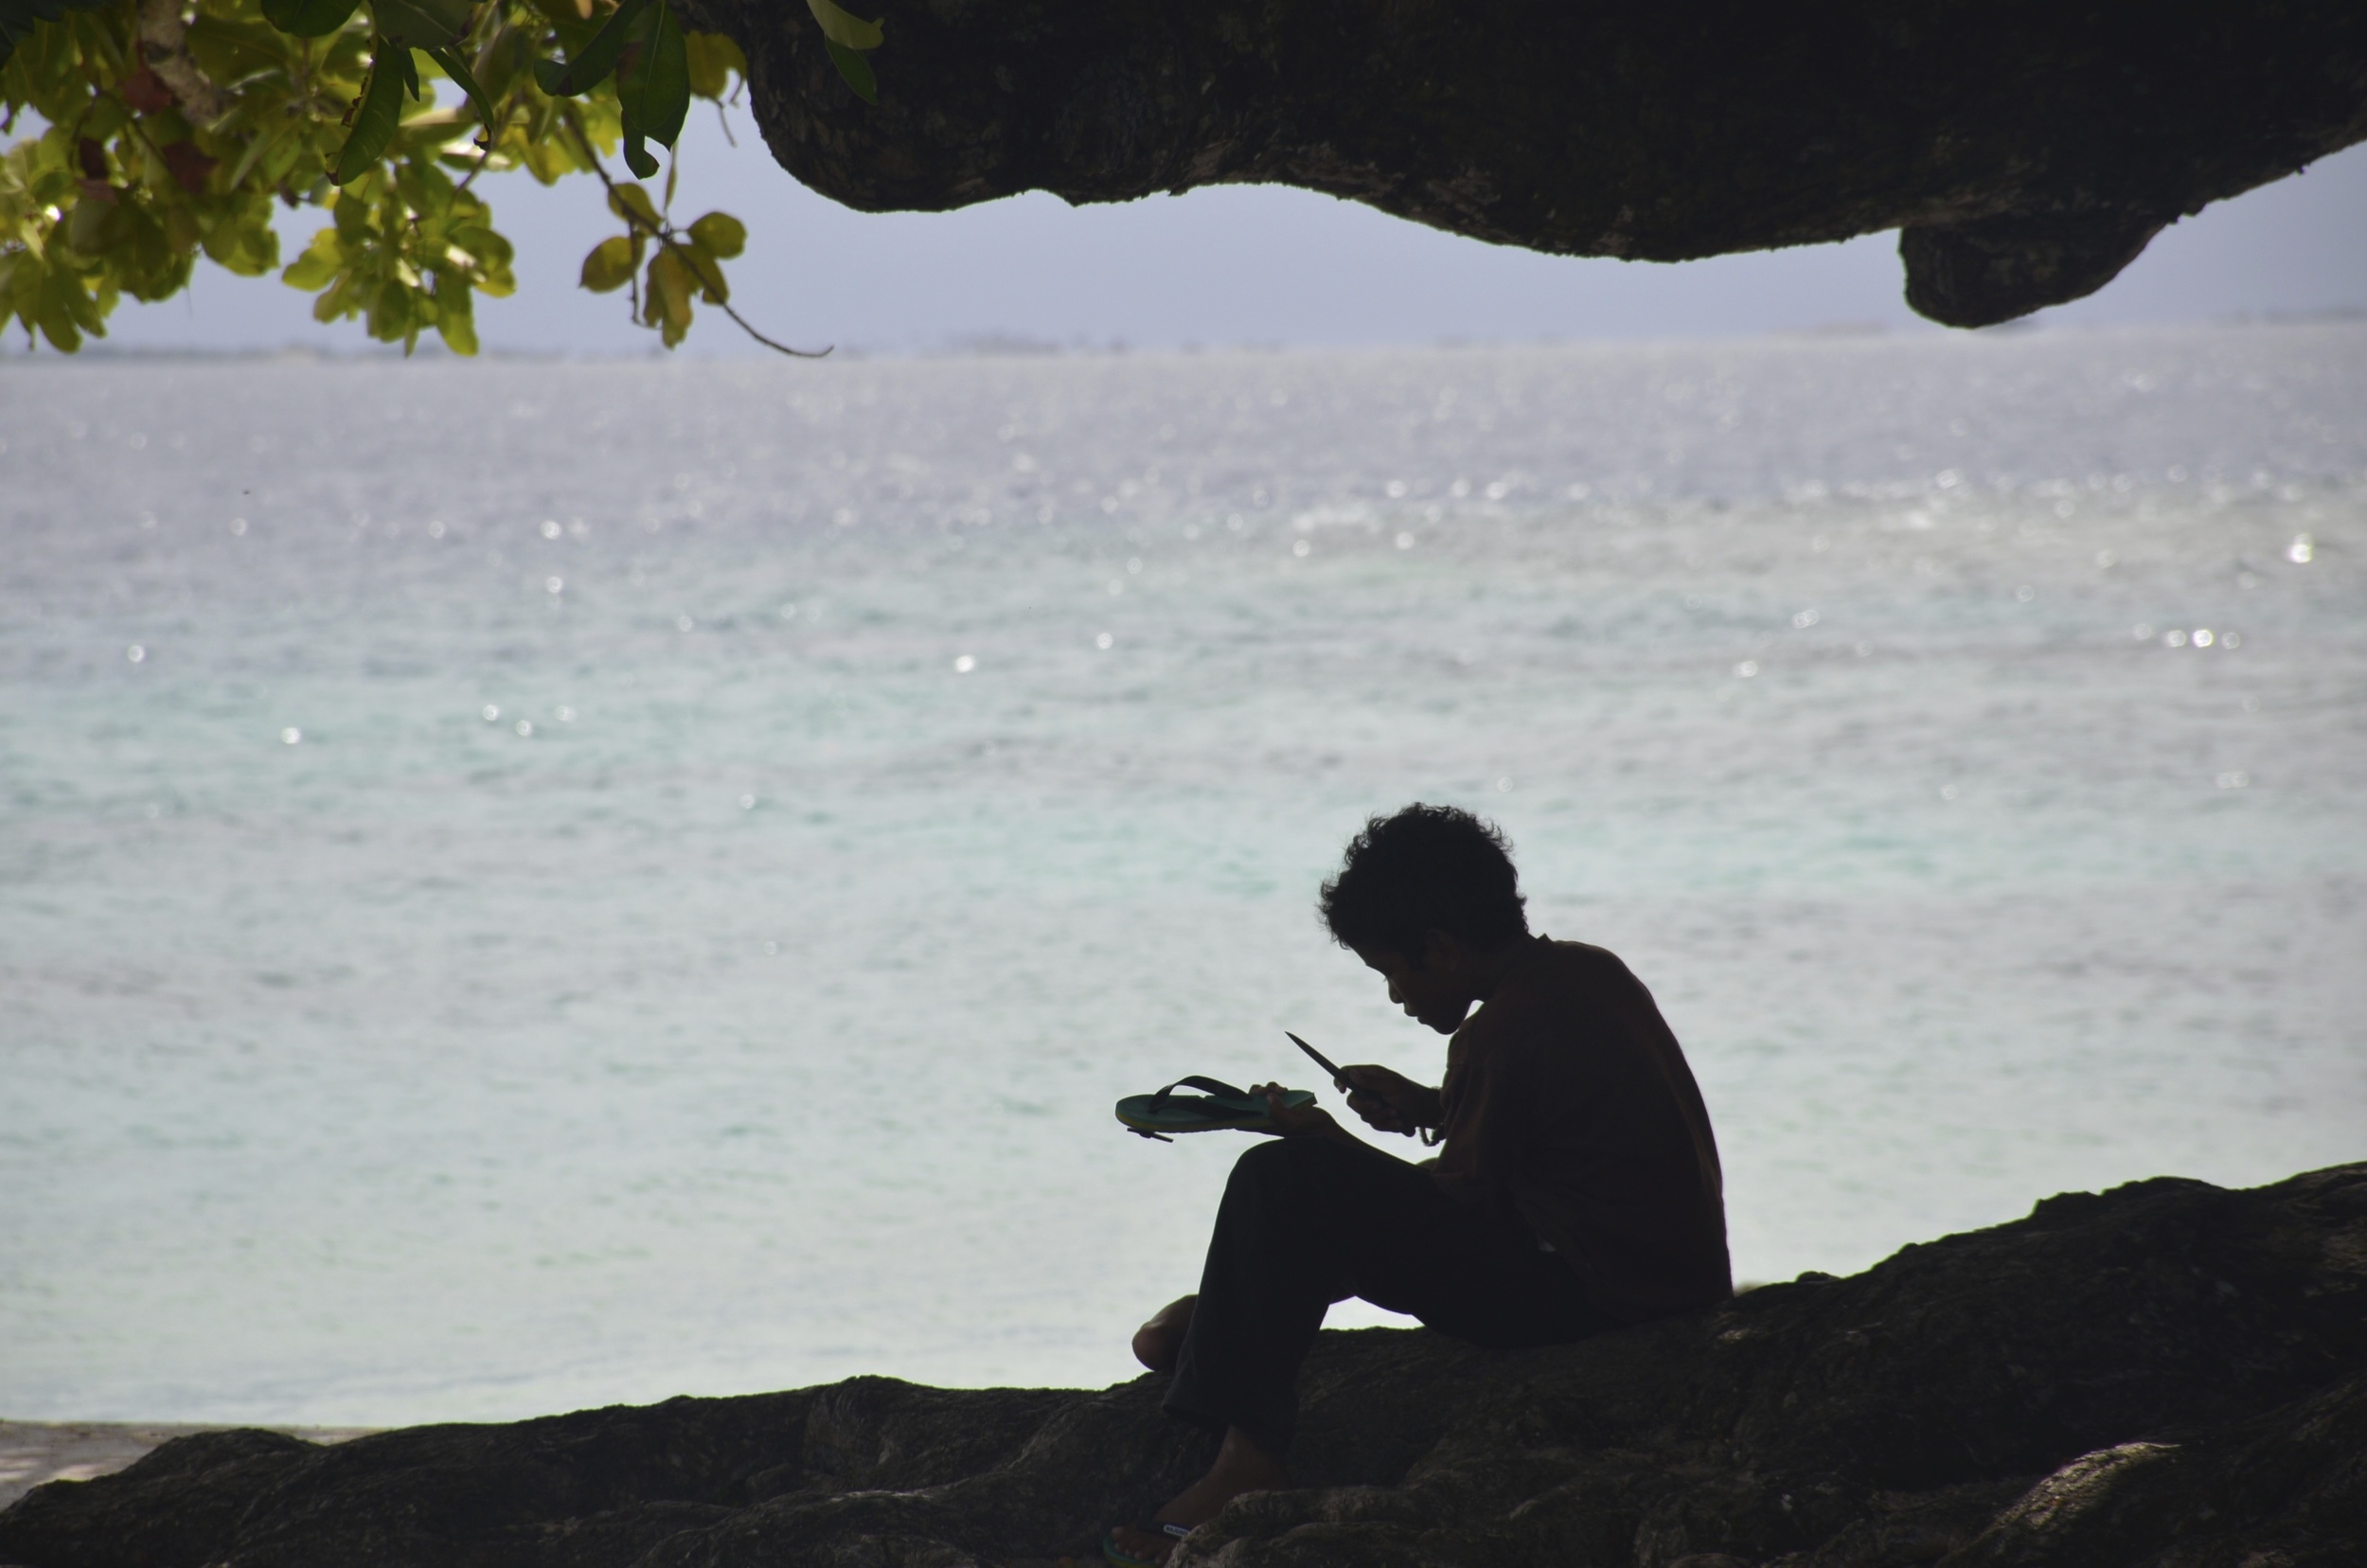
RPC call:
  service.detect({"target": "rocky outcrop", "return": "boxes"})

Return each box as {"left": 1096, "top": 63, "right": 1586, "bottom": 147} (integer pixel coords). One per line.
{"left": 674, "top": 0, "right": 2367, "bottom": 328}
{"left": 5, "top": 1163, "right": 2363, "bottom": 1568}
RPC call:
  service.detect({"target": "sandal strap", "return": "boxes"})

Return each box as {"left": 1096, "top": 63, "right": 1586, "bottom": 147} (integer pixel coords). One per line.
{"left": 1150, "top": 1076, "right": 1252, "bottom": 1106}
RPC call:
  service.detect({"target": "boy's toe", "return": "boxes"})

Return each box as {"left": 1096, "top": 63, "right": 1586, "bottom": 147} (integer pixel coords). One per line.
{"left": 1102, "top": 1522, "right": 1187, "bottom": 1566}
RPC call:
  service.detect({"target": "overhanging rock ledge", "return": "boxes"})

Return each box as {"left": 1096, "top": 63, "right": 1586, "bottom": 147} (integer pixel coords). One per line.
{"left": 674, "top": 0, "right": 2367, "bottom": 328}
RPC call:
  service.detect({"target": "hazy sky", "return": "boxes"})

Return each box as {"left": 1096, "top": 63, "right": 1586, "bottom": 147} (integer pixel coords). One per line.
{"left": 44, "top": 106, "right": 2367, "bottom": 358}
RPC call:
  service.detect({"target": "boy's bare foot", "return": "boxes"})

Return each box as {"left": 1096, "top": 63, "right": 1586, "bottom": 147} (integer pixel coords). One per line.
{"left": 1105, "top": 1424, "right": 1290, "bottom": 1564}
{"left": 1130, "top": 1294, "right": 1197, "bottom": 1373}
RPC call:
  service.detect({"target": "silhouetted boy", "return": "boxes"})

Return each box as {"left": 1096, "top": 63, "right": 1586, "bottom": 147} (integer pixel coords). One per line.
{"left": 1105, "top": 803, "right": 1731, "bottom": 1565}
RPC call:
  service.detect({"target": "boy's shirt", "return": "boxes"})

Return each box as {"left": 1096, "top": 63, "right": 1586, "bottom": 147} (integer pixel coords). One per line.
{"left": 1433, "top": 935, "right": 1734, "bottom": 1324}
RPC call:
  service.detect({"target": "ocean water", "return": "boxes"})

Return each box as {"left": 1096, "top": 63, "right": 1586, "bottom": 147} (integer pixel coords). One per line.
{"left": 3, "top": 324, "right": 2362, "bottom": 1426}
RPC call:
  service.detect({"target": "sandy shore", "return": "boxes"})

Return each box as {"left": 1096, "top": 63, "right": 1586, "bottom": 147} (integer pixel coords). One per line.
{"left": 0, "top": 1421, "right": 377, "bottom": 1510}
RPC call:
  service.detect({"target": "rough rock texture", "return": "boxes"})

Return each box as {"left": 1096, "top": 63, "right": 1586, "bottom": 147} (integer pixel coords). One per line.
{"left": 0, "top": 1423, "right": 378, "bottom": 1512}
{"left": 673, "top": 0, "right": 2367, "bottom": 327}
{"left": 6, "top": 1164, "right": 2364, "bottom": 1568}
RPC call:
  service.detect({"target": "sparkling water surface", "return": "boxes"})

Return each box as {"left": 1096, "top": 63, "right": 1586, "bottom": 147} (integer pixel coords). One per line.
{"left": 3, "top": 325, "right": 2363, "bottom": 1424}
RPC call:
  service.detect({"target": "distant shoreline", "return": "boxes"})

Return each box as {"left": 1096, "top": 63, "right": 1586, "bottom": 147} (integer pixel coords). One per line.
{"left": 0, "top": 308, "right": 2360, "bottom": 367}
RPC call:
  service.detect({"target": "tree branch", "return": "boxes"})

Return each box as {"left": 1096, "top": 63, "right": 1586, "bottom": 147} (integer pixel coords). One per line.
{"left": 135, "top": 0, "right": 228, "bottom": 125}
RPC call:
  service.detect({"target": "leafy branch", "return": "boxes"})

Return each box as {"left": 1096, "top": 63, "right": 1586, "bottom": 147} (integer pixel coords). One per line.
{"left": 0, "top": 0, "right": 882, "bottom": 354}
{"left": 561, "top": 100, "right": 821, "bottom": 357}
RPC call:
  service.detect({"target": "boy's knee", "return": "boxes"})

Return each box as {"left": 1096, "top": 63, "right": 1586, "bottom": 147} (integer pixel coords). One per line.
{"left": 1229, "top": 1133, "right": 1350, "bottom": 1190}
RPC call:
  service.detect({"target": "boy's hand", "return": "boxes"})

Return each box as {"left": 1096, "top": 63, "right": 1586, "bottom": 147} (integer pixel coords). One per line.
{"left": 1337, "top": 1065, "right": 1442, "bottom": 1136}
{"left": 1249, "top": 1082, "right": 1339, "bottom": 1139}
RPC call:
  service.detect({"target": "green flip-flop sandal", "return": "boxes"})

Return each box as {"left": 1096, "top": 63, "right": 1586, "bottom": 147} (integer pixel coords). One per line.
{"left": 1114, "top": 1076, "right": 1316, "bottom": 1141}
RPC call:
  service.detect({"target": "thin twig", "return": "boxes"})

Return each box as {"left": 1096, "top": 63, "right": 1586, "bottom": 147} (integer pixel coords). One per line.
{"left": 558, "top": 104, "right": 826, "bottom": 359}
{"left": 454, "top": 97, "right": 507, "bottom": 194}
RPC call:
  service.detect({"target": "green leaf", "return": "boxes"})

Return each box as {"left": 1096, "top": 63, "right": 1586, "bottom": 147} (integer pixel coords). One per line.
{"left": 424, "top": 43, "right": 497, "bottom": 129}
{"left": 578, "top": 234, "right": 634, "bottom": 292}
{"left": 331, "top": 54, "right": 405, "bottom": 183}
{"left": 538, "top": 0, "right": 651, "bottom": 95}
{"left": 621, "top": 125, "right": 657, "bottom": 178}
{"left": 393, "top": 155, "right": 456, "bottom": 217}
{"left": 0, "top": 0, "right": 110, "bottom": 75}
{"left": 260, "top": 0, "right": 363, "bottom": 37}
{"left": 38, "top": 297, "right": 85, "bottom": 351}
{"left": 823, "top": 38, "right": 875, "bottom": 103}
{"left": 606, "top": 181, "right": 660, "bottom": 228}
{"left": 803, "top": 0, "right": 879, "bottom": 52}
{"left": 186, "top": 14, "right": 296, "bottom": 84}
{"left": 331, "top": 181, "right": 375, "bottom": 238}
{"left": 685, "top": 210, "right": 743, "bottom": 258}
{"left": 64, "top": 188, "right": 117, "bottom": 255}
{"left": 82, "top": 96, "right": 129, "bottom": 141}
{"left": 433, "top": 273, "right": 476, "bottom": 353}
{"left": 646, "top": 246, "right": 691, "bottom": 345}
{"left": 202, "top": 207, "right": 281, "bottom": 275}
{"left": 162, "top": 205, "right": 202, "bottom": 258}
{"left": 312, "top": 270, "right": 363, "bottom": 321}
{"left": 676, "top": 239, "right": 726, "bottom": 303}
{"left": 281, "top": 228, "right": 345, "bottom": 289}
{"left": 469, "top": 24, "right": 527, "bottom": 102}
{"left": 367, "top": 275, "right": 418, "bottom": 346}
{"left": 682, "top": 30, "right": 741, "bottom": 98}
{"left": 617, "top": 0, "right": 688, "bottom": 147}
{"left": 224, "top": 116, "right": 296, "bottom": 192}
{"left": 368, "top": 0, "right": 472, "bottom": 49}
{"left": 517, "top": 0, "right": 587, "bottom": 31}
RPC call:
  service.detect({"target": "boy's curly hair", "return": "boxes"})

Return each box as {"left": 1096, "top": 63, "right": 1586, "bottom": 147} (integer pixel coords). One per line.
{"left": 1318, "top": 803, "right": 1529, "bottom": 957}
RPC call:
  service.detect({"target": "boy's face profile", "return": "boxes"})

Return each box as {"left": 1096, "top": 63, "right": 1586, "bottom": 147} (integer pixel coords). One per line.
{"left": 1357, "top": 934, "right": 1479, "bottom": 1035}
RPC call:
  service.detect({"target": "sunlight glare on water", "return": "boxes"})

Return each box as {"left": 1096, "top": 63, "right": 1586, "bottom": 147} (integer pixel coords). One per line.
{"left": 2, "top": 323, "right": 2363, "bottom": 1424}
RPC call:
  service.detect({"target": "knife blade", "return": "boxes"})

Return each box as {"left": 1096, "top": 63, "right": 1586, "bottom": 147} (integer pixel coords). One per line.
{"left": 1285, "top": 1031, "right": 1346, "bottom": 1083}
